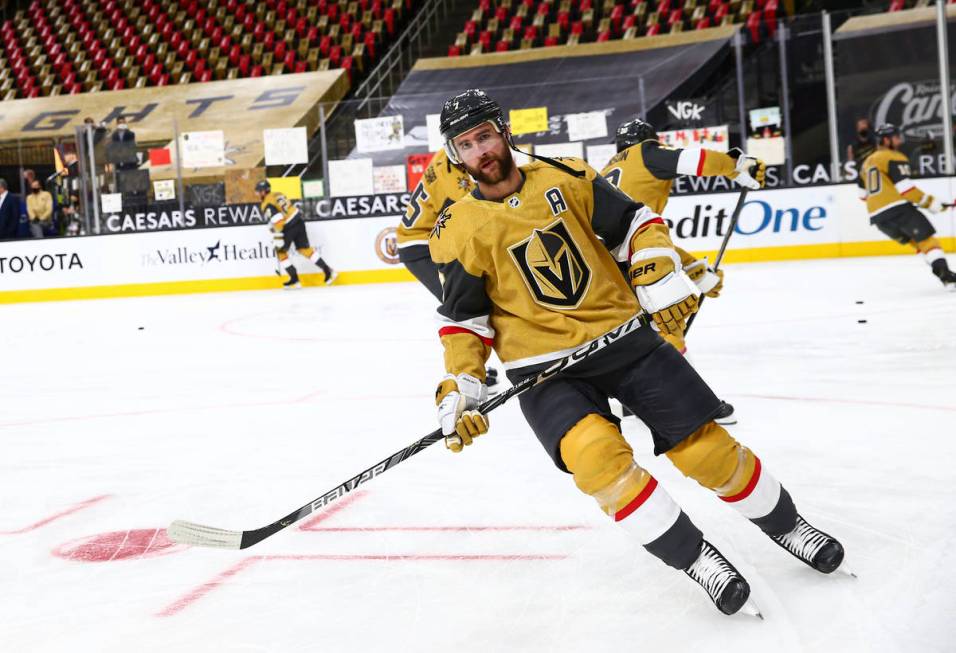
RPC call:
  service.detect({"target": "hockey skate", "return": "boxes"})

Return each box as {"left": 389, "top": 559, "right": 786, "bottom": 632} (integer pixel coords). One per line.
{"left": 283, "top": 268, "right": 302, "bottom": 289}
{"left": 324, "top": 269, "right": 339, "bottom": 286}
{"left": 769, "top": 515, "right": 848, "bottom": 575}
{"left": 684, "top": 540, "right": 761, "bottom": 617}
{"left": 714, "top": 401, "right": 737, "bottom": 425}
{"left": 931, "top": 259, "right": 956, "bottom": 290}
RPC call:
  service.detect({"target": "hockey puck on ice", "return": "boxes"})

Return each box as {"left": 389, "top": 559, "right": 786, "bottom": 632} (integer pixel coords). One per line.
{"left": 857, "top": 319, "right": 867, "bottom": 324}
{"left": 855, "top": 301, "right": 864, "bottom": 305}
{"left": 138, "top": 326, "right": 144, "bottom": 330}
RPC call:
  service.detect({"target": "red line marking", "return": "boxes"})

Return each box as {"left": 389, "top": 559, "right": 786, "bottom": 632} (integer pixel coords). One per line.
{"left": 219, "top": 312, "right": 432, "bottom": 343}
{"left": 156, "top": 553, "right": 567, "bottom": 617}
{"left": 156, "top": 558, "right": 258, "bottom": 617}
{"left": 307, "top": 525, "right": 590, "bottom": 532}
{"left": 0, "top": 391, "right": 324, "bottom": 430}
{"left": 0, "top": 494, "right": 110, "bottom": 535}
{"left": 265, "top": 554, "right": 569, "bottom": 561}
{"left": 297, "top": 490, "right": 370, "bottom": 530}
{"left": 735, "top": 393, "right": 956, "bottom": 413}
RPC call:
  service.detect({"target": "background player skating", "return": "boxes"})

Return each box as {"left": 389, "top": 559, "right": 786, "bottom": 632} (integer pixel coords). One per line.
{"left": 602, "top": 118, "right": 768, "bottom": 425}
{"left": 430, "top": 90, "right": 847, "bottom": 616}
{"left": 397, "top": 148, "right": 500, "bottom": 389}
{"left": 859, "top": 123, "right": 955, "bottom": 289}
{"left": 256, "top": 180, "right": 337, "bottom": 289}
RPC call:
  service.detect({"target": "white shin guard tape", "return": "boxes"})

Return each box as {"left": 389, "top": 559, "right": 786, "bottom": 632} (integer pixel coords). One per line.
{"left": 719, "top": 458, "right": 782, "bottom": 520}
{"left": 614, "top": 478, "right": 682, "bottom": 545}
{"left": 923, "top": 248, "right": 945, "bottom": 265}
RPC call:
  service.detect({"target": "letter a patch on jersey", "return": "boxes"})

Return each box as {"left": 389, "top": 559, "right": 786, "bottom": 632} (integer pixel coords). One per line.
{"left": 509, "top": 218, "right": 592, "bottom": 309}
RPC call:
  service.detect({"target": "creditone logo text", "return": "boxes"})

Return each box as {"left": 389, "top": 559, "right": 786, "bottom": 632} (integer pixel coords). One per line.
{"left": 0, "top": 252, "right": 83, "bottom": 273}
{"left": 666, "top": 199, "right": 826, "bottom": 238}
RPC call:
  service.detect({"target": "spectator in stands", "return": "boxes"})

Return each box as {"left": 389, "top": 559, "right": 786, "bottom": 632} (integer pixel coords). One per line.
{"left": 26, "top": 179, "right": 54, "bottom": 238}
{"left": 62, "top": 195, "right": 85, "bottom": 236}
{"left": 847, "top": 118, "right": 876, "bottom": 172}
{"left": 111, "top": 116, "right": 139, "bottom": 172}
{"left": 0, "top": 178, "right": 22, "bottom": 240}
{"left": 112, "top": 117, "right": 135, "bottom": 144}
{"left": 84, "top": 117, "right": 108, "bottom": 145}
{"left": 23, "top": 168, "right": 37, "bottom": 190}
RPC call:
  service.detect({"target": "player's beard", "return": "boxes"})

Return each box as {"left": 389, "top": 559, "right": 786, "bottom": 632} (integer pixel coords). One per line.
{"left": 465, "top": 149, "right": 515, "bottom": 185}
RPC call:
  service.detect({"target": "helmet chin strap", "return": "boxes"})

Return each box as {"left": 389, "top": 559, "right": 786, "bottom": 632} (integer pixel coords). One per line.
{"left": 509, "top": 142, "right": 585, "bottom": 178}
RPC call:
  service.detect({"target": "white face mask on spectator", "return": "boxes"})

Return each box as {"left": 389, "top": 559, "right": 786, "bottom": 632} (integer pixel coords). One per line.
{"left": 118, "top": 124, "right": 128, "bottom": 130}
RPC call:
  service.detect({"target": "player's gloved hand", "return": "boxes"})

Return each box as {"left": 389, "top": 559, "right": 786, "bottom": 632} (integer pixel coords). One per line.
{"left": 731, "top": 155, "right": 766, "bottom": 190}
{"left": 684, "top": 258, "right": 724, "bottom": 298}
{"left": 629, "top": 248, "right": 701, "bottom": 335}
{"left": 435, "top": 373, "right": 488, "bottom": 452}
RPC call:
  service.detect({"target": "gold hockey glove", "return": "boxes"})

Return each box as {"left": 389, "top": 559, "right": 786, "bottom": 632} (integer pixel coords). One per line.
{"left": 730, "top": 155, "right": 766, "bottom": 190}
{"left": 436, "top": 373, "right": 489, "bottom": 452}
{"left": 629, "top": 248, "right": 701, "bottom": 335}
{"left": 684, "top": 258, "right": 724, "bottom": 298}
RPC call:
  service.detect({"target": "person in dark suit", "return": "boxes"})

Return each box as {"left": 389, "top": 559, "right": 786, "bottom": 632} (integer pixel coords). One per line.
{"left": 0, "top": 178, "right": 23, "bottom": 240}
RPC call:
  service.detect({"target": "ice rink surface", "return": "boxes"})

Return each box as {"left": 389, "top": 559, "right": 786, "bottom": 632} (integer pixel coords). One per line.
{"left": 2, "top": 254, "right": 955, "bottom": 652}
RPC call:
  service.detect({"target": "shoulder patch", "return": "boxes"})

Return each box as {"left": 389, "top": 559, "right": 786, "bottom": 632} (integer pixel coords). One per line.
{"left": 424, "top": 165, "right": 438, "bottom": 185}
{"left": 430, "top": 209, "right": 453, "bottom": 239}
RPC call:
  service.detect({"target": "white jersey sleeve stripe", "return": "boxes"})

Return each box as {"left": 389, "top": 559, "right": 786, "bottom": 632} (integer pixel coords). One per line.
{"left": 676, "top": 148, "right": 705, "bottom": 176}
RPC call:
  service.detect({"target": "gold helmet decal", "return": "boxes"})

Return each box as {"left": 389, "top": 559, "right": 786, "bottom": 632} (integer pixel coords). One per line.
{"left": 509, "top": 219, "right": 591, "bottom": 309}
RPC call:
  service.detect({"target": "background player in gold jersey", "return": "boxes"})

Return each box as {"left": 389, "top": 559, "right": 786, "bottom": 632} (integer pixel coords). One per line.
{"left": 859, "top": 123, "right": 955, "bottom": 289}
{"left": 429, "top": 90, "right": 846, "bottom": 616}
{"left": 397, "top": 149, "right": 499, "bottom": 389}
{"left": 601, "top": 118, "right": 767, "bottom": 425}
{"left": 256, "top": 180, "right": 336, "bottom": 289}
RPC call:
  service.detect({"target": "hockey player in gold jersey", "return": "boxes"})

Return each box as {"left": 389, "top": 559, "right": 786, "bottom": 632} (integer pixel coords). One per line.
{"left": 859, "top": 123, "right": 955, "bottom": 288}
{"left": 601, "top": 118, "right": 767, "bottom": 424}
{"left": 397, "top": 149, "right": 474, "bottom": 298}
{"left": 256, "top": 180, "right": 336, "bottom": 288}
{"left": 397, "top": 149, "right": 499, "bottom": 389}
{"left": 429, "top": 90, "right": 847, "bottom": 616}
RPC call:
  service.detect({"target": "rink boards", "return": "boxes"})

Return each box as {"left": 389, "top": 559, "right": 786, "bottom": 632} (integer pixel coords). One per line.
{"left": 1, "top": 178, "right": 954, "bottom": 303}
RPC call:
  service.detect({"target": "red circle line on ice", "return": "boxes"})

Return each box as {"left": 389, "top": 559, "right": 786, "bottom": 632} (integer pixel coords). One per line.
{"left": 52, "top": 528, "right": 183, "bottom": 562}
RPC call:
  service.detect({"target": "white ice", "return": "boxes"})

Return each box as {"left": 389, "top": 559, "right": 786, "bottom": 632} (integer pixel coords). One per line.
{"left": 2, "top": 254, "right": 955, "bottom": 653}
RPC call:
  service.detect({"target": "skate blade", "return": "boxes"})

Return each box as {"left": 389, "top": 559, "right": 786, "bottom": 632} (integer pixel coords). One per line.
{"left": 836, "top": 560, "right": 857, "bottom": 578}
{"left": 739, "top": 598, "right": 764, "bottom": 620}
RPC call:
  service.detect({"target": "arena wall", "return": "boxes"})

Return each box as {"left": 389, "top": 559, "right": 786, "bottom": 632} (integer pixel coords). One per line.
{"left": 1, "top": 178, "right": 953, "bottom": 304}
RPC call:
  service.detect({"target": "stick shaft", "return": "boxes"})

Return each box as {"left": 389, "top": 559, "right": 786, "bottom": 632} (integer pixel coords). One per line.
{"left": 171, "top": 314, "right": 649, "bottom": 550}
{"left": 684, "top": 188, "right": 749, "bottom": 334}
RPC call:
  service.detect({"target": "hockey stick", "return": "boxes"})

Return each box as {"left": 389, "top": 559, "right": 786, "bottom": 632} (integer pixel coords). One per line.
{"left": 683, "top": 187, "right": 750, "bottom": 335}
{"left": 167, "top": 313, "right": 651, "bottom": 550}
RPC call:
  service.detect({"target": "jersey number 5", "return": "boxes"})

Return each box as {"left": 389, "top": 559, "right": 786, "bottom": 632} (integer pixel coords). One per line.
{"left": 403, "top": 183, "right": 429, "bottom": 227}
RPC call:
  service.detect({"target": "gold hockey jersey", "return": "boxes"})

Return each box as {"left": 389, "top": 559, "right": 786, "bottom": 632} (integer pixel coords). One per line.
{"left": 859, "top": 148, "right": 934, "bottom": 219}
{"left": 428, "top": 157, "right": 672, "bottom": 380}
{"left": 397, "top": 149, "right": 474, "bottom": 262}
{"left": 260, "top": 191, "right": 299, "bottom": 230}
{"left": 600, "top": 140, "right": 737, "bottom": 214}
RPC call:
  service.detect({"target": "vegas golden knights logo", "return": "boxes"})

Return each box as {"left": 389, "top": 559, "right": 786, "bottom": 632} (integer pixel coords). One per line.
{"left": 509, "top": 218, "right": 591, "bottom": 309}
